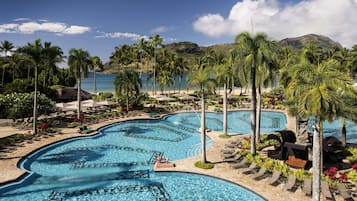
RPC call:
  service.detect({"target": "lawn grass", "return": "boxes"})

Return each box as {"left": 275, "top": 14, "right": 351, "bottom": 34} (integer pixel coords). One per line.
{"left": 194, "top": 161, "right": 215, "bottom": 169}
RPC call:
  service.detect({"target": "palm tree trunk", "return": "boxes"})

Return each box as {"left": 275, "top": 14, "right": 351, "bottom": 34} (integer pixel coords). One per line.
{"left": 77, "top": 77, "right": 81, "bottom": 121}
{"left": 126, "top": 93, "right": 129, "bottom": 112}
{"left": 250, "top": 66, "right": 257, "bottom": 155}
{"left": 93, "top": 68, "right": 97, "bottom": 94}
{"left": 27, "top": 66, "right": 31, "bottom": 80}
{"left": 312, "top": 120, "right": 321, "bottom": 201}
{"left": 201, "top": 86, "right": 207, "bottom": 163}
{"left": 256, "top": 85, "right": 262, "bottom": 143}
{"left": 153, "top": 56, "right": 156, "bottom": 95}
{"left": 1, "top": 67, "right": 5, "bottom": 86}
{"left": 32, "top": 65, "right": 38, "bottom": 135}
{"left": 342, "top": 118, "right": 347, "bottom": 147}
{"left": 223, "top": 82, "right": 228, "bottom": 135}
{"left": 178, "top": 76, "right": 182, "bottom": 94}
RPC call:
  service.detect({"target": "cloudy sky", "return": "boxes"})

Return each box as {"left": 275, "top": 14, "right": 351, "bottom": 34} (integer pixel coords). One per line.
{"left": 1, "top": 0, "right": 356, "bottom": 62}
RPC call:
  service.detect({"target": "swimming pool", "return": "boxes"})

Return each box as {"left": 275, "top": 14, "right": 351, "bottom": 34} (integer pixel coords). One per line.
{"left": 0, "top": 111, "right": 285, "bottom": 201}
{"left": 308, "top": 118, "right": 357, "bottom": 143}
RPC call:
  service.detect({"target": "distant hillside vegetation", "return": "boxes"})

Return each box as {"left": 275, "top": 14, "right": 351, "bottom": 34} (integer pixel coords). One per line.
{"left": 279, "top": 34, "right": 342, "bottom": 50}
{"left": 166, "top": 34, "right": 342, "bottom": 62}
{"left": 105, "top": 34, "right": 343, "bottom": 72}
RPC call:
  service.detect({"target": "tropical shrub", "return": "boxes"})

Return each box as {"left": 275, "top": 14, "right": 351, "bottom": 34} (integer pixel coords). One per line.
{"left": 347, "top": 169, "right": 357, "bottom": 182}
{"left": 67, "top": 122, "right": 80, "bottom": 128}
{"left": 347, "top": 148, "right": 357, "bottom": 163}
{"left": 272, "top": 160, "right": 290, "bottom": 177}
{"left": 0, "top": 92, "right": 55, "bottom": 119}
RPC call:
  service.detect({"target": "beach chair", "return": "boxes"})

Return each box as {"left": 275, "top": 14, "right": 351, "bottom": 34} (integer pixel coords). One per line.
{"left": 267, "top": 171, "right": 282, "bottom": 186}
{"left": 251, "top": 167, "right": 267, "bottom": 180}
{"left": 284, "top": 174, "right": 297, "bottom": 191}
{"left": 240, "top": 162, "right": 257, "bottom": 174}
{"left": 302, "top": 178, "right": 312, "bottom": 196}
{"left": 221, "top": 149, "right": 240, "bottom": 159}
{"left": 337, "top": 183, "right": 354, "bottom": 201}
{"left": 230, "top": 158, "right": 249, "bottom": 169}
{"left": 223, "top": 153, "right": 242, "bottom": 162}
{"left": 321, "top": 181, "right": 333, "bottom": 200}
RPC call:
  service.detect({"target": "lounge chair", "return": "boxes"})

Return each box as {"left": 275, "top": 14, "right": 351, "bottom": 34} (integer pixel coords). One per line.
{"left": 302, "top": 178, "right": 312, "bottom": 196}
{"left": 221, "top": 149, "right": 240, "bottom": 159}
{"left": 321, "top": 181, "right": 333, "bottom": 200}
{"left": 267, "top": 171, "right": 282, "bottom": 186}
{"left": 230, "top": 158, "right": 249, "bottom": 169}
{"left": 240, "top": 162, "right": 257, "bottom": 174}
{"left": 221, "top": 149, "right": 235, "bottom": 154}
{"left": 251, "top": 167, "right": 267, "bottom": 180}
{"left": 284, "top": 174, "right": 297, "bottom": 191}
{"left": 223, "top": 153, "right": 242, "bottom": 162}
{"left": 337, "top": 183, "right": 353, "bottom": 201}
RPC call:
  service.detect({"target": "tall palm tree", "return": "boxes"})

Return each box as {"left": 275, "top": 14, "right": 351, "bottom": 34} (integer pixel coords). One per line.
{"left": 255, "top": 44, "right": 278, "bottom": 142}
{"left": 235, "top": 32, "right": 271, "bottom": 155}
{"left": 114, "top": 69, "right": 142, "bottom": 111}
{"left": 351, "top": 45, "right": 357, "bottom": 78}
{"left": 214, "top": 60, "right": 231, "bottom": 136}
{"left": 89, "top": 56, "right": 103, "bottom": 94}
{"left": 0, "top": 40, "right": 15, "bottom": 86}
{"left": 188, "top": 64, "right": 215, "bottom": 163}
{"left": 18, "top": 39, "right": 44, "bottom": 135}
{"left": 68, "top": 48, "right": 91, "bottom": 120}
{"left": 149, "top": 35, "right": 163, "bottom": 95}
{"left": 286, "top": 58, "right": 354, "bottom": 201}
{"left": 41, "top": 42, "right": 63, "bottom": 88}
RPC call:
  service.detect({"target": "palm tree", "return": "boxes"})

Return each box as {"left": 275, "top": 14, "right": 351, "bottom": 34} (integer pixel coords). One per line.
{"left": 214, "top": 59, "right": 232, "bottom": 136}
{"left": 114, "top": 69, "right": 142, "bottom": 111}
{"left": 18, "top": 39, "right": 44, "bottom": 135}
{"left": 255, "top": 44, "right": 278, "bottom": 142}
{"left": 188, "top": 64, "right": 215, "bottom": 163}
{"left": 0, "top": 40, "right": 15, "bottom": 86}
{"left": 149, "top": 35, "right": 163, "bottom": 95}
{"left": 285, "top": 58, "right": 354, "bottom": 201}
{"left": 68, "top": 48, "right": 91, "bottom": 120}
{"left": 235, "top": 32, "right": 271, "bottom": 155}
{"left": 41, "top": 42, "right": 63, "bottom": 88}
{"left": 351, "top": 45, "right": 357, "bottom": 78}
{"left": 89, "top": 56, "right": 103, "bottom": 94}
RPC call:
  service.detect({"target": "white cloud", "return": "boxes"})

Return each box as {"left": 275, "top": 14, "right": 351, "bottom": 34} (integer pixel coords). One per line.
{"left": 0, "top": 20, "right": 90, "bottom": 35}
{"left": 63, "top": 25, "right": 91, "bottom": 34}
{"left": 95, "top": 32, "right": 149, "bottom": 41}
{"left": 193, "top": 0, "right": 357, "bottom": 47}
{"left": 13, "top": 18, "right": 31, "bottom": 22}
{"left": 151, "top": 26, "right": 173, "bottom": 34}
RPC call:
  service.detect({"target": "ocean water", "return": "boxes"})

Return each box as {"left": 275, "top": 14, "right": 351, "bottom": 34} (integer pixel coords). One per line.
{"left": 81, "top": 72, "right": 193, "bottom": 93}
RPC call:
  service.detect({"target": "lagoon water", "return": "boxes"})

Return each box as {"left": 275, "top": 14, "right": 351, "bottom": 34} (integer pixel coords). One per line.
{"left": 81, "top": 72, "right": 192, "bottom": 93}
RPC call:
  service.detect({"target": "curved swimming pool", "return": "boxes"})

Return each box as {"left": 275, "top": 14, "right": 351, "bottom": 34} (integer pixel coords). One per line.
{"left": 0, "top": 111, "right": 286, "bottom": 201}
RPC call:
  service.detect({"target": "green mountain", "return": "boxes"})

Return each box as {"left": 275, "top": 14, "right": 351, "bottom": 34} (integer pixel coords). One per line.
{"left": 166, "top": 34, "right": 342, "bottom": 60}
{"left": 279, "top": 34, "right": 342, "bottom": 50}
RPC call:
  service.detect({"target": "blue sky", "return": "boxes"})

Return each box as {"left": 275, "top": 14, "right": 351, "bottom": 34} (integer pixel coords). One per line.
{"left": 1, "top": 0, "right": 356, "bottom": 63}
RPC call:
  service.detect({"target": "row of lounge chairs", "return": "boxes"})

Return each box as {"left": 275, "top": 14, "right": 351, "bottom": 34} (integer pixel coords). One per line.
{"left": 221, "top": 145, "right": 355, "bottom": 200}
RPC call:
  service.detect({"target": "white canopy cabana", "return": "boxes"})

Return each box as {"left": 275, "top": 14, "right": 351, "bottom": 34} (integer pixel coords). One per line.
{"left": 151, "top": 95, "right": 175, "bottom": 102}
{"left": 96, "top": 100, "right": 117, "bottom": 106}
{"left": 178, "top": 94, "right": 195, "bottom": 101}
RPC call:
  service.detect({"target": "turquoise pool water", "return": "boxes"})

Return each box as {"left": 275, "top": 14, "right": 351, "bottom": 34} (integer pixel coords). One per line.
{"left": 164, "top": 111, "right": 287, "bottom": 134}
{"left": 0, "top": 111, "right": 283, "bottom": 201}
{"left": 309, "top": 118, "right": 357, "bottom": 143}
